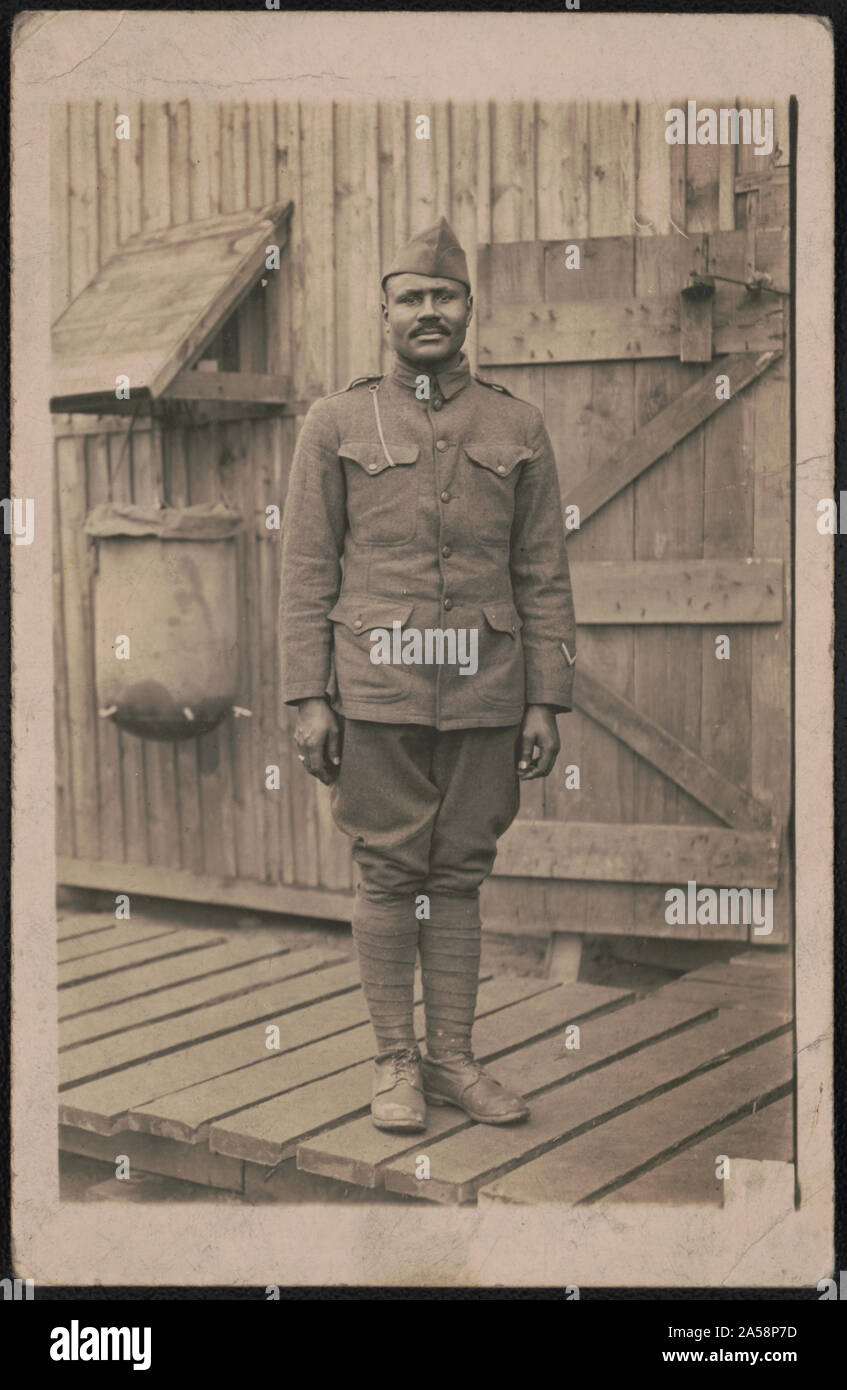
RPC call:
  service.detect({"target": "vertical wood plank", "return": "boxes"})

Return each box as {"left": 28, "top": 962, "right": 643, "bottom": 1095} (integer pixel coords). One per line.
{"left": 334, "top": 103, "right": 381, "bottom": 387}
{"left": 491, "top": 102, "right": 536, "bottom": 241}
{"left": 85, "top": 434, "right": 125, "bottom": 863}
{"left": 67, "top": 102, "right": 99, "bottom": 298}
{"left": 252, "top": 418, "right": 281, "bottom": 887}
{"left": 298, "top": 102, "right": 335, "bottom": 395}
{"left": 186, "top": 423, "right": 237, "bottom": 879}
{"left": 188, "top": 102, "right": 212, "bottom": 222}
{"left": 129, "top": 429, "right": 182, "bottom": 870}
{"left": 52, "top": 441, "right": 75, "bottom": 857}
{"left": 56, "top": 437, "right": 100, "bottom": 859}
{"left": 96, "top": 100, "right": 119, "bottom": 266}
{"left": 700, "top": 232, "right": 756, "bottom": 833}
{"left": 166, "top": 427, "right": 204, "bottom": 875}
{"left": 50, "top": 104, "right": 71, "bottom": 321}
{"left": 140, "top": 100, "right": 171, "bottom": 232}
{"left": 750, "top": 224, "right": 792, "bottom": 943}
{"left": 224, "top": 419, "right": 263, "bottom": 883}
{"left": 536, "top": 101, "right": 589, "bottom": 241}
{"left": 408, "top": 101, "right": 437, "bottom": 231}
{"left": 685, "top": 97, "right": 722, "bottom": 233}
{"left": 169, "top": 99, "right": 191, "bottom": 227}
{"left": 273, "top": 416, "right": 300, "bottom": 886}
{"left": 108, "top": 427, "right": 150, "bottom": 866}
{"left": 116, "top": 99, "right": 142, "bottom": 245}
{"left": 634, "top": 100, "right": 672, "bottom": 237}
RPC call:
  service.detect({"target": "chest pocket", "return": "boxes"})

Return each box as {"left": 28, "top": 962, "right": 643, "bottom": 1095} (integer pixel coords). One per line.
{"left": 463, "top": 443, "right": 534, "bottom": 544}
{"left": 339, "top": 439, "right": 420, "bottom": 546}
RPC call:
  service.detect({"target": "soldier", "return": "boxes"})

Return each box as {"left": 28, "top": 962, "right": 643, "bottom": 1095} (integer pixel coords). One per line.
{"left": 279, "top": 218, "right": 576, "bottom": 1133}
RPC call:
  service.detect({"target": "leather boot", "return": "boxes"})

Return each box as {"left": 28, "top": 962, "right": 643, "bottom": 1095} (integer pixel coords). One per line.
{"left": 422, "top": 1052, "right": 530, "bottom": 1124}
{"left": 371, "top": 1046, "right": 427, "bottom": 1132}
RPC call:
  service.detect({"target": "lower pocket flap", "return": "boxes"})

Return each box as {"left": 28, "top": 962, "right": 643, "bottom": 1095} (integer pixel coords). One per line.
{"left": 482, "top": 603, "right": 522, "bottom": 635}
{"left": 328, "top": 596, "right": 415, "bottom": 633}
{"left": 339, "top": 440, "right": 420, "bottom": 475}
{"left": 465, "top": 443, "right": 534, "bottom": 477}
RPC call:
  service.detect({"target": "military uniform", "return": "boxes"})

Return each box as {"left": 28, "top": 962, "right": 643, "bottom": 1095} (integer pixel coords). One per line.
{"left": 279, "top": 218, "right": 576, "bottom": 1128}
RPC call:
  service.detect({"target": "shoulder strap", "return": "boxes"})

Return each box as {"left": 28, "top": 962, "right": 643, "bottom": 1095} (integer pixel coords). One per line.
{"left": 474, "top": 373, "right": 515, "bottom": 398}
{"left": 324, "top": 374, "right": 384, "bottom": 400}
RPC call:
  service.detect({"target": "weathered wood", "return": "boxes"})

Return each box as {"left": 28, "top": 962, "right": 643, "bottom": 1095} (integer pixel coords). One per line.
{"left": 571, "top": 558, "right": 782, "bottom": 624}
{"left": 58, "top": 928, "right": 224, "bottom": 988}
{"left": 679, "top": 288, "right": 713, "bottom": 363}
{"left": 603, "top": 1095, "right": 793, "bottom": 1205}
{"left": 574, "top": 665, "right": 773, "bottom": 830}
{"left": 165, "top": 369, "right": 290, "bottom": 403}
{"left": 60, "top": 946, "right": 332, "bottom": 1049}
{"left": 495, "top": 820, "right": 779, "bottom": 886}
{"left": 59, "top": 930, "right": 294, "bottom": 1020}
{"left": 57, "top": 856, "right": 354, "bottom": 921}
{"left": 57, "top": 912, "right": 121, "bottom": 943}
{"left": 58, "top": 1124, "right": 244, "bottom": 1192}
{"left": 51, "top": 203, "right": 293, "bottom": 407}
{"left": 476, "top": 1034, "right": 791, "bottom": 1207}
{"left": 59, "top": 983, "right": 393, "bottom": 1133}
{"left": 650, "top": 979, "right": 792, "bottom": 1021}
{"left": 561, "top": 349, "right": 783, "bottom": 525}
{"left": 129, "top": 970, "right": 522, "bottom": 1143}
{"left": 56, "top": 436, "right": 100, "bottom": 860}
{"left": 296, "top": 995, "right": 713, "bottom": 1188}
{"left": 60, "top": 958, "right": 362, "bottom": 1087}
{"left": 214, "top": 982, "right": 630, "bottom": 1166}
{"left": 631, "top": 234, "right": 710, "bottom": 937}
{"left": 479, "top": 294, "right": 782, "bottom": 367}
{"left": 58, "top": 920, "right": 177, "bottom": 964}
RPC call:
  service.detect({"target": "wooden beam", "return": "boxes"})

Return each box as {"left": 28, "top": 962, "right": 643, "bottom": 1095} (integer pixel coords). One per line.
{"left": 57, "top": 857, "right": 355, "bottom": 923}
{"left": 573, "top": 666, "right": 774, "bottom": 830}
{"left": 735, "top": 167, "right": 789, "bottom": 195}
{"left": 479, "top": 295, "right": 783, "bottom": 366}
{"left": 571, "top": 558, "right": 783, "bottom": 624}
{"left": 165, "top": 370, "right": 290, "bottom": 404}
{"left": 496, "top": 820, "right": 779, "bottom": 887}
{"left": 562, "top": 349, "right": 782, "bottom": 525}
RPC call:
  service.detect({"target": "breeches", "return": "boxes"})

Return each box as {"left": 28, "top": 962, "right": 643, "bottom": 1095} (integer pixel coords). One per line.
{"left": 329, "top": 719, "right": 522, "bottom": 900}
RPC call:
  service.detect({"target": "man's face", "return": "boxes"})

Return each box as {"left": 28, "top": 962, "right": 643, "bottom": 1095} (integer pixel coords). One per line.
{"left": 382, "top": 273, "right": 473, "bottom": 369}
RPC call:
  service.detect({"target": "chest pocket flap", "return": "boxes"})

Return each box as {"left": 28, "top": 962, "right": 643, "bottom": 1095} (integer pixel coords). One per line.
{"left": 464, "top": 443, "right": 534, "bottom": 478}
{"left": 328, "top": 596, "right": 414, "bottom": 633}
{"left": 339, "top": 440, "right": 420, "bottom": 476}
{"left": 482, "top": 602, "right": 523, "bottom": 636}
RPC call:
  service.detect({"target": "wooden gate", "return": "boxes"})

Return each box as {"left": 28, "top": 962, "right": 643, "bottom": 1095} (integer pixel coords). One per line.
{"left": 478, "top": 224, "right": 791, "bottom": 944}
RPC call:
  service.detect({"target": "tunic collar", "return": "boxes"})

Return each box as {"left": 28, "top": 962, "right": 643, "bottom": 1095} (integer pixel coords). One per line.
{"left": 391, "top": 352, "right": 472, "bottom": 401}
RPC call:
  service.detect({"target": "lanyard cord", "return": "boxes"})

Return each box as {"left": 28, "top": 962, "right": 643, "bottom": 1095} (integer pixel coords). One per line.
{"left": 369, "top": 381, "right": 396, "bottom": 468}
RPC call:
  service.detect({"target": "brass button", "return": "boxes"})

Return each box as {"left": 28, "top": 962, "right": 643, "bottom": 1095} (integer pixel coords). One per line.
{"left": 496, "top": 464, "right": 507, "bottom": 474}
{"left": 353, "top": 618, "right": 363, "bottom": 630}
{"left": 440, "top": 490, "right": 450, "bottom": 503}
{"left": 432, "top": 397, "right": 444, "bottom": 411}
{"left": 443, "top": 597, "right": 453, "bottom": 611}
{"left": 441, "top": 544, "right": 451, "bottom": 557}
{"left": 436, "top": 439, "right": 448, "bottom": 452}
{"left": 368, "top": 463, "right": 378, "bottom": 472}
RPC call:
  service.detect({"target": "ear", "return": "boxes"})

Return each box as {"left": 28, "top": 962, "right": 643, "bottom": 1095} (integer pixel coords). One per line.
{"left": 466, "top": 293, "right": 474, "bottom": 326}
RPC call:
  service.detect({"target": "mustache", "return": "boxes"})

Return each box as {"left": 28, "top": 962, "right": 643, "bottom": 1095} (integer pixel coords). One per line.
{"left": 411, "top": 325, "right": 449, "bottom": 337}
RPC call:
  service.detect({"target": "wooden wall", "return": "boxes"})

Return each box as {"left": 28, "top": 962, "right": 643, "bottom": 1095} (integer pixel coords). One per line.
{"left": 51, "top": 98, "right": 792, "bottom": 936}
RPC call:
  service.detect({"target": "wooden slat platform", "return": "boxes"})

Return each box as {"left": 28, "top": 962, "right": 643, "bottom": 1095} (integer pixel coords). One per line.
{"left": 57, "top": 917, "right": 794, "bottom": 1206}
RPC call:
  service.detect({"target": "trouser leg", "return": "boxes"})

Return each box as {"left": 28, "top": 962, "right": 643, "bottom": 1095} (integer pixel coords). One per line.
{"left": 331, "top": 721, "right": 438, "bottom": 1054}
{"left": 420, "top": 725, "right": 521, "bottom": 1057}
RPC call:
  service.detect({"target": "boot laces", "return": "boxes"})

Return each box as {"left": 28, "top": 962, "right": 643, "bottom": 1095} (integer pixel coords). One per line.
{"left": 391, "top": 1047, "right": 421, "bottom": 1083}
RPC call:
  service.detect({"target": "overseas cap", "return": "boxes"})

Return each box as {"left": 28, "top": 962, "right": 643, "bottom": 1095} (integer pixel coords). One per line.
{"left": 382, "top": 217, "right": 471, "bottom": 293}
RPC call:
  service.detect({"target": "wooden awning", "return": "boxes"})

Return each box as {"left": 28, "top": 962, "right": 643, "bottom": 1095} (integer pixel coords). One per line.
{"left": 50, "top": 203, "right": 293, "bottom": 413}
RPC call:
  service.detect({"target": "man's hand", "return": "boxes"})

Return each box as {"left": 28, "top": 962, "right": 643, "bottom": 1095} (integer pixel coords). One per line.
{"left": 517, "top": 704, "right": 560, "bottom": 780}
{"left": 294, "top": 697, "right": 343, "bottom": 785}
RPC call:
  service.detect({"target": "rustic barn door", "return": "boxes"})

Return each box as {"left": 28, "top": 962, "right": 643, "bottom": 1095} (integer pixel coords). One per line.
{"left": 478, "top": 225, "right": 791, "bottom": 945}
